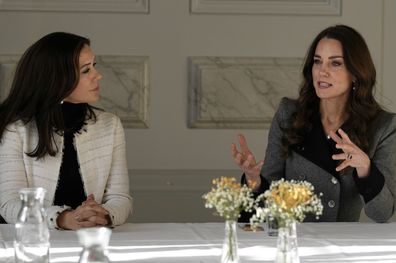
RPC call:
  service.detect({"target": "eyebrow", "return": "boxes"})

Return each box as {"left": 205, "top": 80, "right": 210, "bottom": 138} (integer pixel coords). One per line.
{"left": 80, "top": 62, "right": 91, "bottom": 69}
{"left": 314, "top": 55, "right": 344, "bottom": 59}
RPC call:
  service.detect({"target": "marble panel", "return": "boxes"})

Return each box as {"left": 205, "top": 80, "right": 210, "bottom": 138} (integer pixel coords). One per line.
{"left": 0, "top": 55, "right": 149, "bottom": 128}
{"left": 0, "top": 0, "right": 149, "bottom": 13}
{"left": 188, "top": 56, "right": 302, "bottom": 129}
{"left": 190, "top": 0, "right": 342, "bottom": 15}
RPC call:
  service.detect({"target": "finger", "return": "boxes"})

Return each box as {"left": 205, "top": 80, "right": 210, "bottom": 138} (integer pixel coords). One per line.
{"left": 81, "top": 205, "right": 109, "bottom": 216}
{"left": 332, "top": 153, "right": 351, "bottom": 160}
{"left": 328, "top": 130, "right": 342, "bottom": 144}
{"left": 82, "top": 199, "right": 98, "bottom": 207}
{"left": 335, "top": 143, "right": 356, "bottom": 154}
{"left": 78, "top": 220, "right": 97, "bottom": 228}
{"left": 337, "top": 128, "right": 353, "bottom": 144}
{"left": 86, "top": 194, "right": 95, "bottom": 201}
{"left": 238, "top": 134, "right": 251, "bottom": 154}
{"left": 234, "top": 153, "right": 244, "bottom": 166}
{"left": 231, "top": 143, "right": 239, "bottom": 158}
{"left": 253, "top": 160, "right": 264, "bottom": 172}
{"left": 76, "top": 210, "right": 107, "bottom": 222}
{"left": 75, "top": 206, "right": 108, "bottom": 220}
{"left": 335, "top": 160, "right": 351, "bottom": 172}
{"left": 87, "top": 215, "right": 108, "bottom": 226}
{"left": 242, "top": 155, "right": 256, "bottom": 170}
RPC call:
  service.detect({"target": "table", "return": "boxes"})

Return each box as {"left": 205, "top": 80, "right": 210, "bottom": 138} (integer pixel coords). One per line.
{"left": 1, "top": 222, "right": 396, "bottom": 262}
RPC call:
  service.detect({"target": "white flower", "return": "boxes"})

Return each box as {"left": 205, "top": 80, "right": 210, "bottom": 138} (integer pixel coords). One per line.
{"left": 250, "top": 179, "right": 323, "bottom": 229}
{"left": 203, "top": 177, "right": 258, "bottom": 221}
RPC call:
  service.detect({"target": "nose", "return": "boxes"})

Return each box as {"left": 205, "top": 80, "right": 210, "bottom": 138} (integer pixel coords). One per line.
{"left": 94, "top": 67, "right": 102, "bottom": 81}
{"left": 319, "top": 64, "right": 330, "bottom": 77}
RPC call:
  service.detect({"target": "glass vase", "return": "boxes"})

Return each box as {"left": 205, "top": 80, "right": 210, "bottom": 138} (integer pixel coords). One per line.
{"left": 14, "top": 187, "right": 50, "bottom": 263}
{"left": 275, "top": 220, "right": 300, "bottom": 263}
{"left": 76, "top": 227, "right": 112, "bottom": 263}
{"left": 221, "top": 220, "right": 240, "bottom": 263}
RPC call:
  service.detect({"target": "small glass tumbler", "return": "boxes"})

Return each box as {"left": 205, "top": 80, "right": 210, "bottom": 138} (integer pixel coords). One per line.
{"left": 76, "top": 227, "right": 112, "bottom": 263}
{"left": 267, "top": 215, "right": 279, "bottom": 237}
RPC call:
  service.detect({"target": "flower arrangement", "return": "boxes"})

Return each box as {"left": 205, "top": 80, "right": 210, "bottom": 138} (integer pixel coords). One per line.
{"left": 251, "top": 179, "right": 323, "bottom": 228}
{"left": 203, "top": 176, "right": 256, "bottom": 221}
{"left": 203, "top": 176, "right": 258, "bottom": 263}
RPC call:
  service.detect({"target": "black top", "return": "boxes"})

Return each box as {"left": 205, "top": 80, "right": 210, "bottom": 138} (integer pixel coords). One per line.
{"left": 53, "top": 102, "right": 87, "bottom": 209}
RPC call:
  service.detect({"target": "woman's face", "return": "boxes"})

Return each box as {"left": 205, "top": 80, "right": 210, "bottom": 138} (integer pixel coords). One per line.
{"left": 63, "top": 45, "right": 102, "bottom": 104}
{"left": 312, "top": 37, "right": 355, "bottom": 102}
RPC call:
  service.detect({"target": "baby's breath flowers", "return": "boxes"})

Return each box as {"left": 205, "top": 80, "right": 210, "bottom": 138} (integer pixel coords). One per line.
{"left": 203, "top": 176, "right": 257, "bottom": 221}
{"left": 251, "top": 179, "right": 323, "bottom": 228}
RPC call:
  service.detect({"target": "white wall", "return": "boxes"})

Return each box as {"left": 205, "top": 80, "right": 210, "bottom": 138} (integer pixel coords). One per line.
{"left": 0, "top": 0, "right": 395, "bottom": 222}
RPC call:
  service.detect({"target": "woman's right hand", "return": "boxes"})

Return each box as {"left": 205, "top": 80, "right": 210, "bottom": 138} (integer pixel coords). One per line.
{"left": 231, "top": 134, "right": 264, "bottom": 190}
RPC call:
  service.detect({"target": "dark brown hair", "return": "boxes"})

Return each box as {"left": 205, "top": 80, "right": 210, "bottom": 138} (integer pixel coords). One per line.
{"left": 0, "top": 32, "right": 97, "bottom": 158}
{"left": 282, "top": 24, "right": 381, "bottom": 156}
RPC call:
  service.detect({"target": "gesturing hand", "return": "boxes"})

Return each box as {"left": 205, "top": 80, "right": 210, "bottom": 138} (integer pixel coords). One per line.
{"left": 231, "top": 134, "right": 264, "bottom": 189}
{"left": 329, "top": 128, "right": 370, "bottom": 178}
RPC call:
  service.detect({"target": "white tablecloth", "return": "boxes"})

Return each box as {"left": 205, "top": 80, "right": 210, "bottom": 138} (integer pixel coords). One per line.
{"left": 1, "top": 222, "right": 396, "bottom": 262}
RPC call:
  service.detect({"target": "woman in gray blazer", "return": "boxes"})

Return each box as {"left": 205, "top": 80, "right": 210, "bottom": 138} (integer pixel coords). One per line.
{"left": 232, "top": 25, "right": 396, "bottom": 223}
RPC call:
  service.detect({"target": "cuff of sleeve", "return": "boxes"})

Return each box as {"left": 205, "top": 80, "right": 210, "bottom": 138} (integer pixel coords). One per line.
{"left": 353, "top": 163, "right": 385, "bottom": 203}
{"left": 241, "top": 173, "right": 269, "bottom": 197}
{"left": 101, "top": 204, "right": 116, "bottom": 227}
{"left": 46, "top": 205, "right": 71, "bottom": 230}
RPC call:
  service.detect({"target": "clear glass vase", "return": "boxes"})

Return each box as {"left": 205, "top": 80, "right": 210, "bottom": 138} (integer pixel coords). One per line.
{"left": 14, "top": 187, "right": 50, "bottom": 263}
{"left": 275, "top": 220, "right": 300, "bottom": 263}
{"left": 221, "top": 220, "right": 240, "bottom": 263}
{"left": 77, "top": 227, "right": 112, "bottom": 263}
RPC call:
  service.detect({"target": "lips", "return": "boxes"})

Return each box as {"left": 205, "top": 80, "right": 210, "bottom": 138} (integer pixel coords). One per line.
{"left": 318, "top": 81, "right": 332, "bottom": 88}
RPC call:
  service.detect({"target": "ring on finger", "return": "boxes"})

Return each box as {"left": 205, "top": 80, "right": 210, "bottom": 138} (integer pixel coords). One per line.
{"left": 346, "top": 153, "right": 352, "bottom": 160}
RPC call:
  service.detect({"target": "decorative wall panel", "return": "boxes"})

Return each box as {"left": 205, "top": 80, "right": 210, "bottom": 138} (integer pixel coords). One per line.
{"left": 0, "top": 0, "right": 149, "bottom": 13}
{"left": 190, "top": 0, "right": 342, "bottom": 15}
{"left": 188, "top": 56, "right": 302, "bottom": 129}
{"left": 0, "top": 55, "right": 150, "bottom": 128}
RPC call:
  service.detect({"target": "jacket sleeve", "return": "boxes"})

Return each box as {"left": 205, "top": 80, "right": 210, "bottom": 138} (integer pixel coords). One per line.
{"left": 0, "top": 123, "right": 26, "bottom": 223}
{"left": 101, "top": 117, "right": 133, "bottom": 226}
{"left": 363, "top": 113, "right": 396, "bottom": 222}
{"left": 261, "top": 98, "right": 294, "bottom": 183}
{"left": 0, "top": 123, "right": 71, "bottom": 229}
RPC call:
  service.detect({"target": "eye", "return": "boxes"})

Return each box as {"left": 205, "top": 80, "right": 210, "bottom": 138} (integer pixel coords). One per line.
{"left": 331, "top": 61, "right": 342, "bottom": 67}
{"left": 81, "top": 67, "right": 90, "bottom": 74}
{"left": 313, "top": 58, "right": 321, "bottom": 65}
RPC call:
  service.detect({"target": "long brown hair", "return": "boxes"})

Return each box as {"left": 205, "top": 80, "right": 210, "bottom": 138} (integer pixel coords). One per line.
{"left": 282, "top": 25, "right": 381, "bottom": 156}
{"left": 0, "top": 32, "right": 97, "bottom": 159}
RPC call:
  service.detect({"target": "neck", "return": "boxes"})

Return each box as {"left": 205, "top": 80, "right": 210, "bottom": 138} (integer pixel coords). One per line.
{"left": 320, "top": 99, "right": 348, "bottom": 135}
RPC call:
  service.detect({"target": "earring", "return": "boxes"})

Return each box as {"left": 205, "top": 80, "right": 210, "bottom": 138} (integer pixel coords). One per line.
{"left": 60, "top": 100, "right": 64, "bottom": 104}
{"left": 352, "top": 81, "right": 356, "bottom": 91}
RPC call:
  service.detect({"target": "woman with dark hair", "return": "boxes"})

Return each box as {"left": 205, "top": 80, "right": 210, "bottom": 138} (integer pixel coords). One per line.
{"left": 0, "top": 32, "right": 132, "bottom": 229}
{"left": 231, "top": 24, "right": 396, "bottom": 222}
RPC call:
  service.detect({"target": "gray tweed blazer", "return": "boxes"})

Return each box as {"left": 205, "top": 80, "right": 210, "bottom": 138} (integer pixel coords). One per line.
{"left": 262, "top": 97, "right": 396, "bottom": 222}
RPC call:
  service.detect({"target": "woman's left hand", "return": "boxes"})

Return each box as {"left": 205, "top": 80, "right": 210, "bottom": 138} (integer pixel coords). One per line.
{"left": 329, "top": 128, "right": 371, "bottom": 178}
{"left": 75, "top": 194, "right": 111, "bottom": 226}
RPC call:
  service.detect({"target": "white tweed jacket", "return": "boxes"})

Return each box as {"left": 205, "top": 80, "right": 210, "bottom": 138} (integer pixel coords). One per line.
{"left": 0, "top": 110, "right": 132, "bottom": 229}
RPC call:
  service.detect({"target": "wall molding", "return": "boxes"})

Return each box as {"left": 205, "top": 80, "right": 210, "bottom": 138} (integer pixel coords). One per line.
{"left": 0, "top": 55, "right": 150, "bottom": 128}
{"left": 188, "top": 56, "right": 302, "bottom": 129}
{"left": 95, "top": 56, "right": 150, "bottom": 128}
{"left": 190, "top": 0, "right": 342, "bottom": 15}
{"left": 0, "top": 0, "right": 149, "bottom": 13}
